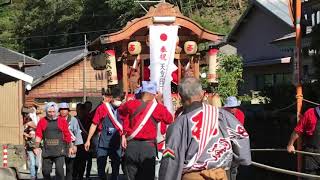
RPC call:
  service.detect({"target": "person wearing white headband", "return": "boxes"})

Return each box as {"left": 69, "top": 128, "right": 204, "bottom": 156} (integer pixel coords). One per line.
{"left": 118, "top": 81, "right": 174, "bottom": 180}
{"left": 33, "top": 102, "right": 73, "bottom": 180}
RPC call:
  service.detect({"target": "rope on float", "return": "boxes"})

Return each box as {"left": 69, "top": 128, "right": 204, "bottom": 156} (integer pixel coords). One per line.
{"left": 251, "top": 161, "right": 320, "bottom": 179}
{"left": 251, "top": 148, "right": 320, "bottom": 156}
{"left": 303, "top": 99, "right": 320, "bottom": 106}
{"left": 271, "top": 102, "right": 296, "bottom": 114}
{"left": 250, "top": 148, "right": 320, "bottom": 178}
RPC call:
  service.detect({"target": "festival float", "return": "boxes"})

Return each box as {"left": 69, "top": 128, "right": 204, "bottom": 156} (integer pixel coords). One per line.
{"left": 88, "top": 2, "right": 224, "bottom": 112}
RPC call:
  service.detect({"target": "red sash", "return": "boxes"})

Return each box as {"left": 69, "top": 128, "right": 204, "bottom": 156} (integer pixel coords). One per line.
{"left": 127, "top": 99, "right": 157, "bottom": 140}
{"left": 104, "top": 103, "right": 123, "bottom": 134}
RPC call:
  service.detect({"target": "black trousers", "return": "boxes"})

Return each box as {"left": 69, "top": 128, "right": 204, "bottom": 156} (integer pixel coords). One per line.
{"left": 303, "top": 154, "right": 320, "bottom": 180}
{"left": 97, "top": 149, "right": 121, "bottom": 180}
{"left": 86, "top": 152, "right": 93, "bottom": 178}
{"left": 124, "top": 140, "right": 156, "bottom": 180}
{"left": 65, "top": 157, "right": 74, "bottom": 180}
{"left": 73, "top": 145, "right": 90, "bottom": 180}
{"left": 42, "top": 156, "right": 65, "bottom": 180}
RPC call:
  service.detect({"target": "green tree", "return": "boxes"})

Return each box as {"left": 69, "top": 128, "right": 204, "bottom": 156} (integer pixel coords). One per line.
{"left": 106, "top": 0, "right": 146, "bottom": 28}
{"left": 214, "top": 53, "right": 243, "bottom": 99}
{"left": 0, "top": 2, "right": 23, "bottom": 50}
{"left": 201, "top": 53, "right": 243, "bottom": 100}
{"left": 13, "top": 0, "right": 85, "bottom": 57}
{"left": 1, "top": 0, "right": 248, "bottom": 57}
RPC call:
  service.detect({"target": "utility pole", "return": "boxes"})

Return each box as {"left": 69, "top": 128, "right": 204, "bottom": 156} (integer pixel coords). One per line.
{"left": 83, "top": 34, "right": 88, "bottom": 103}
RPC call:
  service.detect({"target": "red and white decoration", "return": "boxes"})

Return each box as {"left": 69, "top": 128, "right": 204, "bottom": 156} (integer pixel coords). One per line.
{"left": 149, "top": 25, "right": 178, "bottom": 114}
{"left": 105, "top": 102, "right": 123, "bottom": 134}
{"left": 184, "top": 41, "right": 198, "bottom": 55}
{"left": 207, "top": 48, "right": 219, "bottom": 83}
{"left": 128, "top": 41, "right": 142, "bottom": 55}
{"left": 2, "top": 145, "right": 8, "bottom": 168}
{"left": 128, "top": 41, "right": 142, "bottom": 69}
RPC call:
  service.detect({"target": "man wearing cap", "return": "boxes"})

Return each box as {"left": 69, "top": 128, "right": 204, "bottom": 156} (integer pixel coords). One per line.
{"left": 58, "top": 102, "right": 83, "bottom": 180}
{"left": 133, "top": 86, "right": 168, "bottom": 180}
{"left": 33, "top": 102, "right": 73, "bottom": 180}
{"left": 224, "top": 96, "right": 245, "bottom": 125}
{"left": 84, "top": 86, "right": 124, "bottom": 180}
{"left": 118, "top": 81, "right": 173, "bottom": 180}
{"left": 223, "top": 96, "right": 246, "bottom": 180}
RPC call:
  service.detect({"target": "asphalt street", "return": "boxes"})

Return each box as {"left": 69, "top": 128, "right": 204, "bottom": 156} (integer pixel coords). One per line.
{"left": 17, "top": 158, "right": 126, "bottom": 180}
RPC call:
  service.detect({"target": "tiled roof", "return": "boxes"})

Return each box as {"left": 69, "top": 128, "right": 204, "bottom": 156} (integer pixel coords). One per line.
{"left": 25, "top": 46, "right": 85, "bottom": 87}
{"left": 0, "top": 47, "right": 41, "bottom": 66}
{"left": 256, "top": 0, "right": 293, "bottom": 26}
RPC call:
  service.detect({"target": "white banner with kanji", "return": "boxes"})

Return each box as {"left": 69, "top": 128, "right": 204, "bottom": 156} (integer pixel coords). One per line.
{"left": 149, "top": 25, "right": 178, "bottom": 114}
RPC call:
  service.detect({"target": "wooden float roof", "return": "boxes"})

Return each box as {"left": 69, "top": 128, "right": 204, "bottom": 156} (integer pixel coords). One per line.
{"left": 90, "top": 3, "right": 224, "bottom": 49}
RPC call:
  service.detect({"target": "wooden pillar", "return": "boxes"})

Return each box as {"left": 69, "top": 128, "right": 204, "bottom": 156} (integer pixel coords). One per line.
{"left": 140, "top": 54, "right": 144, "bottom": 81}
{"left": 194, "top": 55, "right": 200, "bottom": 79}
{"left": 294, "top": 1, "right": 302, "bottom": 179}
{"left": 178, "top": 59, "right": 182, "bottom": 83}
{"left": 122, "top": 41, "right": 128, "bottom": 94}
{"left": 190, "top": 56, "right": 194, "bottom": 73}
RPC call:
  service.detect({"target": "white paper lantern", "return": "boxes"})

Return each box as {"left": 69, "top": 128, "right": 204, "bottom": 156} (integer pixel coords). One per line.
{"left": 184, "top": 41, "right": 198, "bottom": 55}
{"left": 207, "top": 48, "right": 219, "bottom": 83}
{"left": 128, "top": 41, "right": 142, "bottom": 55}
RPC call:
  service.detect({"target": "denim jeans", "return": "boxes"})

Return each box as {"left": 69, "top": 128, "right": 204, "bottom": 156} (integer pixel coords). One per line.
{"left": 27, "top": 150, "right": 39, "bottom": 178}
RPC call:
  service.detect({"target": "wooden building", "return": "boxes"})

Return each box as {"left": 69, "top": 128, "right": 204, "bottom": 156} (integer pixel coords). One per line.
{"left": 0, "top": 47, "right": 40, "bottom": 145}
{"left": 25, "top": 46, "right": 113, "bottom": 109}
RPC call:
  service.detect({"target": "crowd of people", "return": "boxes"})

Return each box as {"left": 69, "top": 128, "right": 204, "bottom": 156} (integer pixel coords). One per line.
{"left": 23, "top": 100, "right": 96, "bottom": 180}
{"left": 22, "top": 77, "right": 253, "bottom": 180}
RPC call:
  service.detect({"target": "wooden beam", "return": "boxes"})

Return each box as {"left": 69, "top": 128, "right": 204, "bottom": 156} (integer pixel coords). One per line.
{"left": 194, "top": 56, "right": 200, "bottom": 79}
{"left": 134, "top": 36, "right": 198, "bottom": 42}
{"left": 178, "top": 58, "right": 181, "bottom": 83}
{"left": 99, "top": 16, "right": 223, "bottom": 44}
{"left": 27, "top": 92, "right": 102, "bottom": 98}
{"left": 140, "top": 54, "right": 144, "bottom": 81}
{"left": 127, "top": 54, "right": 190, "bottom": 60}
{"left": 122, "top": 41, "right": 129, "bottom": 94}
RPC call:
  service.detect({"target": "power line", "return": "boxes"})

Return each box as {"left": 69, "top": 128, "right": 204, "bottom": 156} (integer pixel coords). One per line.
{"left": 23, "top": 41, "right": 84, "bottom": 52}
{"left": 0, "top": 28, "right": 118, "bottom": 41}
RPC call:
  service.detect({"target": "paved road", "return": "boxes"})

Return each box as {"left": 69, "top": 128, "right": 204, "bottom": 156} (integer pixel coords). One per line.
{"left": 17, "top": 158, "right": 126, "bottom": 180}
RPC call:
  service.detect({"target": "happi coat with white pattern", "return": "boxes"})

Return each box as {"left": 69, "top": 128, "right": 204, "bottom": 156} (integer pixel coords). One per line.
{"left": 159, "top": 102, "right": 251, "bottom": 180}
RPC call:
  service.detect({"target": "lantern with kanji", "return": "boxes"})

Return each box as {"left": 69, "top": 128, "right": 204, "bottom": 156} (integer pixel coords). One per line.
{"left": 207, "top": 48, "right": 219, "bottom": 83}
{"left": 184, "top": 41, "right": 198, "bottom": 55}
{"left": 105, "top": 50, "right": 118, "bottom": 85}
{"left": 128, "top": 41, "right": 142, "bottom": 55}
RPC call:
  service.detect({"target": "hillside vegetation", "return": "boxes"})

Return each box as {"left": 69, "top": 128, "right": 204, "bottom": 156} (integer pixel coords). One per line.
{"left": 0, "top": 0, "right": 248, "bottom": 58}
